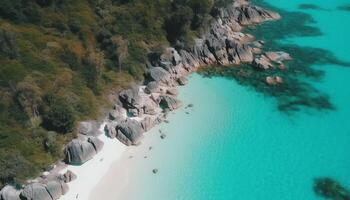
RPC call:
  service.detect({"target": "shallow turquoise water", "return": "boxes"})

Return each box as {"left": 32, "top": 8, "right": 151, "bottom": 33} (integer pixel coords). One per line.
{"left": 117, "top": 1, "right": 350, "bottom": 199}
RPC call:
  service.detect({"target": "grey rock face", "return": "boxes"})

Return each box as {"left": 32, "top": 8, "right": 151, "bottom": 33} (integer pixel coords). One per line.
{"left": 59, "top": 170, "right": 77, "bottom": 183}
{"left": 143, "top": 104, "right": 157, "bottom": 115}
{"left": 116, "top": 119, "right": 144, "bottom": 146}
{"left": 252, "top": 55, "right": 273, "bottom": 70}
{"left": 104, "top": 122, "right": 117, "bottom": 138}
{"left": 0, "top": 185, "right": 20, "bottom": 200}
{"left": 141, "top": 117, "right": 155, "bottom": 132}
{"left": 110, "top": 105, "right": 127, "bottom": 121}
{"left": 177, "top": 77, "right": 188, "bottom": 85}
{"left": 166, "top": 88, "right": 178, "bottom": 96}
{"left": 20, "top": 183, "right": 51, "bottom": 200}
{"left": 64, "top": 138, "right": 103, "bottom": 165}
{"left": 145, "top": 81, "right": 160, "bottom": 94}
{"left": 161, "top": 47, "right": 182, "bottom": 66}
{"left": 88, "top": 137, "right": 104, "bottom": 153}
{"left": 119, "top": 87, "right": 142, "bottom": 109}
{"left": 226, "top": 39, "right": 253, "bottom": 63}
{"left": 147, "top": 67, "right": 171, "bottom": 84}
{"left": 159, "top": 96, "right": 182, "bottom": 111}
{"left": 77, "top": 121, "right": 102, "bottom": 137}
{"left": 45, "top": 181, "right": 62, "bottom": 200}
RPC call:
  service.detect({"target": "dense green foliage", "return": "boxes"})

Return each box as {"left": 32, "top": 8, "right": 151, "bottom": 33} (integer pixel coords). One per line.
{"left": 0, "top": 0, "right": 230, "bottom": 187}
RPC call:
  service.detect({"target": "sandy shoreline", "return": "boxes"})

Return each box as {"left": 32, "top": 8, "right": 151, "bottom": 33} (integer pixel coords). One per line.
{"left": 89, "top": 125, "right": 162, "bottom": 200}
{"left": 59, "top": 123, "right": 126, "bottom": 200}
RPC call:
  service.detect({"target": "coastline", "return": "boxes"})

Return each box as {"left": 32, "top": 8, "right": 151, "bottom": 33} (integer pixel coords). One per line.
{"left": 1, "top": 1, "right": 289, "bottom": 199}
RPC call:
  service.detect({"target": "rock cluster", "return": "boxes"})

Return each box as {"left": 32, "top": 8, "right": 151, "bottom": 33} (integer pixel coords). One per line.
{"left": 0, "top": 1, "right": 292, "bottom": 198}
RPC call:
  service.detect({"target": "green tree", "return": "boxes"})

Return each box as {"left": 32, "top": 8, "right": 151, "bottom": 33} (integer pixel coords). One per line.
{"left": 42, "top": 95, "right": 76, "bottom": 134}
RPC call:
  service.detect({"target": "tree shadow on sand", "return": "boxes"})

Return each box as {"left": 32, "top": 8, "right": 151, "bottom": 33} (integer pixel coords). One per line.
{"left": 198, "top": 0, "right": 350, "bottom": 114}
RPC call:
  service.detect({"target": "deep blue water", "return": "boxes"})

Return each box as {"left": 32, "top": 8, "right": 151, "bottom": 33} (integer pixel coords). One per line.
{"left": 116, "top": 1, "right": 350, "bottom": 199}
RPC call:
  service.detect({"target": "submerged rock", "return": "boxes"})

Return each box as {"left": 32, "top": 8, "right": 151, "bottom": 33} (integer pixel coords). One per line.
{"left": 265, "top": 76, "right": 283, "bottom": 85}
{"left": 314, "top": 178, "right": 350, "bottom": 200}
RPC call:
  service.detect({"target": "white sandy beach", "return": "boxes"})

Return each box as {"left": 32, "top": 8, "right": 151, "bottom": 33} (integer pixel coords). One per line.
{"left": 88, "top": 129, "right": 161, "bottom": 200}
{"left": 59, "top": 123, "right": 127, "bottom": 200}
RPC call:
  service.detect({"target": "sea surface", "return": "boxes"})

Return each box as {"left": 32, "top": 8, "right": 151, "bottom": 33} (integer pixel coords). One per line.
{"left": 114, "top": 0, "right": 350, "bottom": 199}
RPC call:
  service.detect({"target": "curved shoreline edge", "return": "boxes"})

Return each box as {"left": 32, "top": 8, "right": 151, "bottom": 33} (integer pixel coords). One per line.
{"left": 0, "top": 1, "right": 293, "bottom": 199}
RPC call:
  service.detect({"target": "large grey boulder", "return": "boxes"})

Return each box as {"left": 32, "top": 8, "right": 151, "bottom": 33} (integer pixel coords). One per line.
{"left": 20, "top": 183, "right": 51, "bottom": 200}
{"left": 233, "top": 5, "right": 280, "bottom": 25}
{"left": 109, "top": 105, "right": 127, "bottom": 121}
{"left": 116, "top": 119, "right": 144, "bottom": 146}
{"left": 88, "top": 137, "right": 104, "bottom": 152}
{"left": 0, "top": 185, "right": 20, "bottom": 200}
{"left": 160, "top": 47, "right": 182, "bottom": 66}
{"left": 77, "top": 121, "right": 102, "bottom": 136}
{"left": 146, "top": 67, "right": 171, "bottom": 83}
{"left": 226, "top": 39, "right": 253, "bottom": 63}
{"left": 145, "top": 81, "right": 160, "bottom": 94}
{"left": 177, "top": 77, "right": 188, "bottom": 86}
{"left": 159, "top": 96, "right": 182, "bottom": 111}
{"left": 45, "top": 181, "right": 63, "bottom": 200}
{"left": 104, "top": 122, "right": 117, "bottom": 138}
{"left": 143, "top": 103, "right": 158, "bottom": 115}
{"left": 119, "top": 87, "right": 142, "bottom": 109}
{"left": 64, "top": 137, "right": 103, "bottom": 165}
{"left": 141, "top": 117, "right": 155, "bottom": 132}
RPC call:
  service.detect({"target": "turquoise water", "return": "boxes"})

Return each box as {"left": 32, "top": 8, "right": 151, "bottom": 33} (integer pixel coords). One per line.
{"left": 116, "top": 1, "right": 350, "bottom": 199}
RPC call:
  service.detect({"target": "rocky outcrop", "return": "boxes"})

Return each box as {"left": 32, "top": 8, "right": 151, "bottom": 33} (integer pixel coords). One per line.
{"left": 146, "top": 67, "right": 171, "bottom": 84}
{"left": 116, "top": 119, "right": 144, "bottom": 146}
{"left": 177, "top": 77, "right": 188, "bottom": 85}
{"left": 104, "top": 121, "right": 118, "bottom": 138}
{"left": 231, "top": 3, "right": 281, "bottom": 25}
{"left": 265, "top": 51, "right": 292, "bottom": 63}
{"left": 159, "top": 96, "right": 182, "bottom": 111}
{"left": 119, "top": 87, "right": 142, "bottom": 109}
{"left": 0, "top": 185, "right": 20, "bottom": 200}
{"left": 109, "top": 105, "right": 127, "bottom": 121}
{"left": 19, "top": 181, "right": 67, "bottom": 200}
{"left": 64, "top": 137, "right": 103, "bottom": 165}
{"left": 145, "top": 81, "right": 160, "bottom": 94}
{"left": 77, "top": 121, "right": 102, "bottom": 137}
{"left": 141, "top": 117, "right": 155, "bottom": 132}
